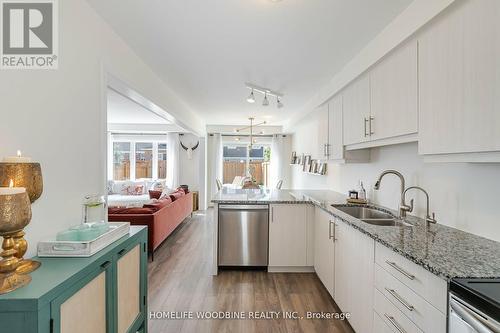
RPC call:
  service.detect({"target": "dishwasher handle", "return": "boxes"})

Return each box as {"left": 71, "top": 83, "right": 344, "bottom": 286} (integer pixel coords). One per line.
{"left": 219, "top": 204, "right": 269, "bottom": 210}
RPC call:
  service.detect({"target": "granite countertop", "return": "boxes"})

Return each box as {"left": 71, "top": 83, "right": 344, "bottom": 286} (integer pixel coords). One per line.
{"left": 212, "top": 188, "right": 500, "bottom": 280}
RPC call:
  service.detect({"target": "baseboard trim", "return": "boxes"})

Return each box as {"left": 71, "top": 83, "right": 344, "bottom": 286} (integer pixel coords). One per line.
{"left": 267, "top": 266, "right": 315, "bottom": 273}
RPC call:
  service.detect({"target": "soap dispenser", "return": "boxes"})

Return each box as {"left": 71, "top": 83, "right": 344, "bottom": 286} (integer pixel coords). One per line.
{"left": 358, "top": 181, "right": 366, "bottom": 201}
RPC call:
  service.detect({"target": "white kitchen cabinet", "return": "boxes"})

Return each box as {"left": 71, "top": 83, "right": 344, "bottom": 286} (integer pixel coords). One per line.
{"left": 269, "top": 204, "right": 307, "bottom": 268}
{"left": 370, "top": 40, "right": 418, "bottom": 141}
{"left": 314, "top": 207, "right": 335, "bottom": 297}
{"left": 328, "top": 94, "right": 370, "bottom": 162}
{"left": 334, "top": 218, "right": 375, "bottom": 333}
{"left": 342, "top": 74, "right": 371, "bottom": 146}
{"left": 418, "top": 0, "right": 500, "bottom": 160}
{"left": 342, "top": 40, "right": 418, "bottom": 149}
{"left": 327, "top": 95, "right": 344, "bottom": 161}
{"left": 316, "top": 102, "right": 330, "bottom": 159}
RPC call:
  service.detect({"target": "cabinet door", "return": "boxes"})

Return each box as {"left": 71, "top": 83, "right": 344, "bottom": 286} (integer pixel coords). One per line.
{"left": 370, "top": 40, "right": 418, "bottom": 141}
{"left": 269, "top": 204, "right": 307, "bottom": 267}
{"left": 117, "top": 244, "right": 144, "bottom": 333}
{"left": 328, "top": 94, "right": 344, "bottom": 160}
{"left": 349, "top": 225, "right": 375, "bottom": 333}
{"left": 314, "top": 207, "right": 335, "bottom": 297}
{"left": 334, "top": 219, "right": 375, "bottom": 333}
{"left": 334, "top": 220, "right": 351, "bottom": 313}
{"left": 51, "top": 260, "right": 112, "bottom": 333}
{"left": 342, "top": 74, "right": 371, "bottom": 145}
{"left": 418, "top": 0, "right": 500, "bottom": 155}
{"left": 316, "top": 103, "right": 330, "bottom": 159}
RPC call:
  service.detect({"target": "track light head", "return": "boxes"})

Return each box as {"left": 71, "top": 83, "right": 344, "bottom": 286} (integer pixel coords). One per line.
{"left": 277, "top": 97, "right": 284, "bottom": 109}
{"left": 262, "top": 93, "right": 269, "bottom": 106}
{"left": 246, "top": 89, "right": 255, "bottom": 103}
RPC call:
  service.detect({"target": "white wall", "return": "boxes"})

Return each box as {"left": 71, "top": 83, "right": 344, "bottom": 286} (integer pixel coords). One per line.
{"left": 0, "top": 0, "right": 204, "bottom": 257}
{"left": 290, "top": 112, "right": 500, "bottom": 242}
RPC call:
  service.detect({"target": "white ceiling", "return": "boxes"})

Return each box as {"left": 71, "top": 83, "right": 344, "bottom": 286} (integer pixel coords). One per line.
{"left": 90, "top": 0, "right": 412, "bottom": 126}
{"left": 107, "top": 88, "right": 170, "bottom": 124}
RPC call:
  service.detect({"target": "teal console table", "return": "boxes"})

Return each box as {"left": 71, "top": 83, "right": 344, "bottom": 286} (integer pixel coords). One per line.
{"left": 0, "top": 226, "right": 148, "bottom": 333}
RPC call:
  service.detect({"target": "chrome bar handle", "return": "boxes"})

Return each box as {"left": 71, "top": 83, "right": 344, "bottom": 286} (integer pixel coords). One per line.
{"left": 386, "top": 260, "right": 415, "bottom": 280}
{"left": 385, "top": 288, "right": 415, "bottom": 311}
{"left": 328, "top": 221, "right": 333, "bottom": 239}
{"left": 370, "top": 116, "right": 375, "bottom": 135}
{"left": 271, "top": 207, "right": 274, "bottom": 223}
{"left": 384, "top": 314, "right": 407, "bottom": 333}
{"left": 364, "top": 118, "right": 369, "bottom": 137}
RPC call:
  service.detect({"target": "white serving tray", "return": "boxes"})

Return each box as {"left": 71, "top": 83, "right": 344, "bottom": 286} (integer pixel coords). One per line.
{"left": 37, "top": 222, "right": 130, "bottom": 257}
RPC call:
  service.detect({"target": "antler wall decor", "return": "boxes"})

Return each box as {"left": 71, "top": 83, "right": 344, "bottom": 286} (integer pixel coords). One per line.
{"left": 179, "top": 135, "right": 199, "bottom": 160}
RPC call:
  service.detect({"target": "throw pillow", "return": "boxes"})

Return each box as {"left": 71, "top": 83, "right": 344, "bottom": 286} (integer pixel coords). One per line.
{"left": 149, "top": 190, "right": 162, "bottom": 199}
{"left": 125, "top": 184, "right": 145, "bottom": 196}
{"left": 169, "top": 190, "right": 185, "bottom": 202}
{"left": 159, "top": 187, "right": 176, "bottom": 199}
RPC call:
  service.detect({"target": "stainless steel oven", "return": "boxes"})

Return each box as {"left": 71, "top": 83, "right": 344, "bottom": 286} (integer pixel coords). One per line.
{"left": 449, "top": 279, "right": 500, "bottom": 333}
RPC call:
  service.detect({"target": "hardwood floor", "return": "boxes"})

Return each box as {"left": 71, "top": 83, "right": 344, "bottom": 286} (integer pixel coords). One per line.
{"left": 148, "top": 209, "right": 354, "bottom": 333}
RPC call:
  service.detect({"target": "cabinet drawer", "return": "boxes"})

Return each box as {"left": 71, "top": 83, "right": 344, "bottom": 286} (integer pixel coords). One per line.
{"left": 374, "top": 288, "right": 423, "bottom": 333}
{"left": 374, "top": 311, "right": 399, "bottom": 333}
{"left": 375, "top": 243, "right": 447, "bottom": 313}
{"left": 375, "top": 264, "right": 446, "bottom": 332}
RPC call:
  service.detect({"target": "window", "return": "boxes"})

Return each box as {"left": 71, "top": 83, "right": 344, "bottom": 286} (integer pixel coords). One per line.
{"left": 113, "top": 142, "right": 131, "bottom": 180}
{"left": 110, "top": 139, "right": 167, "bottom": 181}
{"left": 135, "top": 142, "right": 153, "bottom": 179}
{"left": 222, "top": 144, "right": 271, "bottom": 186}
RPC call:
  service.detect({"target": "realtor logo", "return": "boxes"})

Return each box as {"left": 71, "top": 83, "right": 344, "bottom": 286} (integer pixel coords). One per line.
{"left": 1, "top": 0, "right": 58, "bottom": 69}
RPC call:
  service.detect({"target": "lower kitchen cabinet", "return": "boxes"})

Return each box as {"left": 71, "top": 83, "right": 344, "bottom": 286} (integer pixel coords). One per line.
{"left": 314, "top": 207, "right": 335, "bottom": 296}
{"left": 334, "top": 218, "right": 375, "bottom": 333}
{"left": 0, "top": 226, "right": 148, "bottom": 333}
{"left": 269, "top": 204, "right": 308, "bottom": 268}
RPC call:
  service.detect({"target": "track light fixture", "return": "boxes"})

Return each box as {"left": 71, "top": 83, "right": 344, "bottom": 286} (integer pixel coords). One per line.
{"left": 262, "top": 93, "right": 269, "bottom": 106}
{"left": 245, "top": 83, "right": 284, "bottom": 109}
{"left": 246, "top": 89, "right": 255, "bottom": 103}
{"left": 277, "top": 96, "right": 283, "bottom": 109}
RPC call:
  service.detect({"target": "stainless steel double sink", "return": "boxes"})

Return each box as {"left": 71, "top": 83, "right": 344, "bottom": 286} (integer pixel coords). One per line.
{"left": 332, "top": 205, "right": 412, "bottom": 227}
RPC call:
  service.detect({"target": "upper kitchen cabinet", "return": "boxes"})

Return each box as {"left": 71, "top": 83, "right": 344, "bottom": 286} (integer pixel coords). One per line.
{"left": 370, "top": 40, "right": 418, "bottom": 141}
{"left": 343, "top": 74, "right": 371, "bottom": 146}
{"left": 316, "top": 95, "right": 369, "bottom": 162}
{"left": 342, "top": 40, "right": 418, "bottom": 150}
{"left": 316, "top": 102, "right": 330, "bottom": 159}
{"left": 328, "top": 94, "right": 370, "bottom": 162}
{"left": 418, "top": 0, "right": 500, "bottom": 162}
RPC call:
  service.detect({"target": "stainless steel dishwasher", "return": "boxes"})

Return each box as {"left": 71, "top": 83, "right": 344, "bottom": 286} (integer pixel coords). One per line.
{"left": 218, "top": 204, "right": 269, "bottom": 267}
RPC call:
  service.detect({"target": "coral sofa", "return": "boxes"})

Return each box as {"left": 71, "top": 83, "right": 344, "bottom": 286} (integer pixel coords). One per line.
{"left": 108, "top": 192, "right": 193, "bottom": 258}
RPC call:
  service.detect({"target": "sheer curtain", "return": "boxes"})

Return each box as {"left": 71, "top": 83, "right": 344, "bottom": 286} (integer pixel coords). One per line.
{"left": 209, "top": 133, "right": 223, "bottom": 200}
{"left": 270, "top": 134, "right": 286, "bottom": 189}
{"left": 166, "top": 133, "right": 180, "bottom": 189}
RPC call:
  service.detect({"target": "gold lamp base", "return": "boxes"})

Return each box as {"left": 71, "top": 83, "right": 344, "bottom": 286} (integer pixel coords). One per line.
{"left": 0, "top": 271, "right": 31, "bottom": 295}
{"left": 16, "top": 259, "right": 41, "bottom": 275}
{"left": 13, "top": 230, "right": 41, "bottom": 274}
